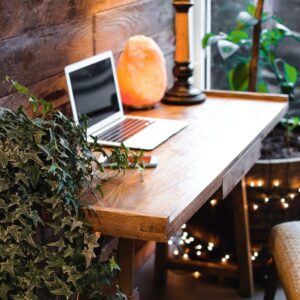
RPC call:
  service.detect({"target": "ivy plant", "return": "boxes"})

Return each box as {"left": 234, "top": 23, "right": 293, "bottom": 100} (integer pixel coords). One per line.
{"left": 202, "top": 3, "right": 300, "bottom": 96}
{"left": 0, "top": 79, "right": 142, "bottom": 299}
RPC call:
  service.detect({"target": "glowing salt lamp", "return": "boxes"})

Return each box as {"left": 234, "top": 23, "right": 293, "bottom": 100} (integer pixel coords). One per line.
{"left": 117, "top": 35, "right": 167, "bottom": 108}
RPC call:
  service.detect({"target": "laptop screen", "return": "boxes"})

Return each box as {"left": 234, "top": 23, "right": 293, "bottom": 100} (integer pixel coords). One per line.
{"left": 69, "top": 57, "right": 120, "bottom": 127}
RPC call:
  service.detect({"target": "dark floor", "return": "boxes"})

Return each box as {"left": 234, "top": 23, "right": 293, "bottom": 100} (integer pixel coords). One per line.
{"left": 135, "top": 255, "right": 286, "bottom": 300}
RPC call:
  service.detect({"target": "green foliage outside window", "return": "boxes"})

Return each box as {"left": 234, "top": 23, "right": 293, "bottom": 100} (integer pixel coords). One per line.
{"left": 203, "top": 4, "right": 300, "bottom": 96}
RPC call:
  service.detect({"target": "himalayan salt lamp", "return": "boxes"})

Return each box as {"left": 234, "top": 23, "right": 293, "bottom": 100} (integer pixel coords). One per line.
{"left": 117, "top": 35, "right": 167, "bottom": 109}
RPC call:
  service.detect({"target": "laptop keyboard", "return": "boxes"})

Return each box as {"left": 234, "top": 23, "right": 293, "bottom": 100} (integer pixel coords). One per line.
{"left": 97, "top": 118, "right": 155, "bottom": 143}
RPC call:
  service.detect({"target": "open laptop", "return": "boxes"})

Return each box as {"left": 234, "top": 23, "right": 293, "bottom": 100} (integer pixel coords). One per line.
{"left": 65, "top": 51, "right": 187, "bottom": 150}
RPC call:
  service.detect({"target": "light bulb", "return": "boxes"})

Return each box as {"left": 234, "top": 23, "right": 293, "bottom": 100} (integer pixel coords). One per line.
{"left": 193, "top": 271, "right": 201, "bottom": 279}
{"left": 257, "top": 180, "right": 263, "bottom": 187}
{"left": 183, "top": 253, "right": 189, "bottom": 260}
{"left": 210, "top": 199, "right": 218, "bottom": 207}
{"left": 196, "top": 251, "right": 201, "bottom": 256}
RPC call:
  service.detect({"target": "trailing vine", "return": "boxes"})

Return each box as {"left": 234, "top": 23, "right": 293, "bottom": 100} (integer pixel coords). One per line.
{"left": 0, "top": 79, "right": 142, "bottom": 299}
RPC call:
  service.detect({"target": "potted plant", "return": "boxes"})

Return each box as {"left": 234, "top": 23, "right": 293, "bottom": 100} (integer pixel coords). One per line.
{"left": 0, "top": 78, "right": 142, "bottom": 299}
{"left": 202, "top": 3, "right": 300, "bottom": 273}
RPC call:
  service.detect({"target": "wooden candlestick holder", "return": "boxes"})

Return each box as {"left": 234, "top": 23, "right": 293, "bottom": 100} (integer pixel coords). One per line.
{"left": 162, "top": 0, "right": 206, "bottom": 105}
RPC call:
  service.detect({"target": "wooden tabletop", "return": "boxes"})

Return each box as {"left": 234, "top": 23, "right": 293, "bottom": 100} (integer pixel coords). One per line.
{"left": 83, "top": 91, "right": 288, "bottom": 242}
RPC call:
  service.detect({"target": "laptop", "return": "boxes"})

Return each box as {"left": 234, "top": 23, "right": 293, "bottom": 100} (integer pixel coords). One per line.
{"left": 64, "top": 51, "right": 187, "bottom": 150}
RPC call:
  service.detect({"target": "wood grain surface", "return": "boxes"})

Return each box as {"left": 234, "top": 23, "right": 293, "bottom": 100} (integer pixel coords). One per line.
{"left": 83, "top": 92, "right": 288, "bottom": 242}
{"left": 0, "top": 0, "right": 175, "bottom": 112}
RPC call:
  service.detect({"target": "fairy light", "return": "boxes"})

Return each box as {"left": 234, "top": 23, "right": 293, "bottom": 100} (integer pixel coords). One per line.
{"left": 207, "top": 242, "right": 214, "bottom": 251}
{"left": 168, "top": 239, "right": 173, "bottom": 245}
{"left": 179, "top": 239, "right": 184, "bottom": 245}
{"left": 173, "top": 249, "right": 179, "bottom": 256}
{"left": 251, "top": 255, "right": 256, "bottom": 261}
{"left": 181, "top": 224, "right": 187, "bottom": 229}
{"left": 250, "top": 181, "right": 255, "bottom": 187}
{"left": 257, "top": 179, "right": 263, "bottom": 187}
{"left": 298, "top": 187, "right": 300, "bottom": 193}
{"left": 253, "top": 204, "right": 259, "bottom": 211}
{"left": 193, "top": 271, "right": 201, "bottom": 279}
{"left": 273, "top": 180, "right": 280, "bottom": 187}
{"left": 195, "top": 244, "right": 202, "bottom": 250}
{"left": 221, "top": 257, "right": 227, "bottom": 263}
{"left": 225, "top": 254, "right": 230, "bottom": 260}
{"left": 196, "top": 251, "right": 202, "bottom": 256}
{"left": 264, "top": 197, "right": 270, "bottom": 203}
{"left": 210, "top": 199, "right": 218, "bottom": 207}
{"left": 254, "top": 251, "right": 259, "bottom": 257}
{"left": 189, "top": 237, "right": 195, "bottom": 242}
{"left": 282, "top": 202, "right": 289, "bottom": 209}
{"left": 280, "top": 198, "right": 286, "bottom": 203}
{"left": 289, "top": 193, "right": 295, "bottom": 199}
{"left": 183, "top": 253, "right": 189, "bottom": 261}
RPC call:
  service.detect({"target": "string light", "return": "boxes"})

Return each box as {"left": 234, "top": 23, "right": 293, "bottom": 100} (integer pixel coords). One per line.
{"left": 280, "top": 198, "right": 286, "bottom": 203}
{"left": 257, "top": 180, "right": 263, "bottom": 187}
{"left": 196, "top": 251, "right": 201, "bottom": 256}
{"left": 221, "top": 257, "right": 227, "bottom": 263}
{"left": 183, "top": 253, "right": 189, "bottom": 261}
{"left": 253, "top": 251, "right": 259, "bottom": 257}
{"left": 225, "top": 254, "right": 230, "bottom": 260}
{"left": 193, "top": 271, "right": 201, "bottom": 279}
{"left": 273, "top": 180, "right": 280, "bottom": 187}
{"left": 168, "top": 239, "right": 173, "bottom": 245}
{"left": 195, "top": 244, "right": 202, "bottom": 250}
{"left": 207, "top": 242, "right": 214, "bottom": 251}
{"left": 251, "top": 255, "right": 256, "bottom": 261}
{"left": 250, "top": 181, "right": 255, "bottom": 187}
{"left": 282, "top": 202, "right": 289, "bottom": 209}
{"left": 173, "top": 249, "right": 179, "bottom": 256}
{"left": 210, "top": 199, "right": 218, "bottom": 207}
{"left": 179, "top": 239, "right": 184, "bottom": 245}
{"left": 253, "top": 204, "right": 259, "bottom": 211}
{"left": 264, "top": 197, "right": 270, "bottom": 203}
{"left": 181, "top": 224, "right": 187, "bottom": 229}
{"left": 289, "top": 193, "right": 295, "bottom": 199}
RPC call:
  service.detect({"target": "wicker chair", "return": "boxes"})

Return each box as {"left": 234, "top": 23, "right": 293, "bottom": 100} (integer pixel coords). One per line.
{"left": 264, "top": 221, "right": 300, "bottom": 300}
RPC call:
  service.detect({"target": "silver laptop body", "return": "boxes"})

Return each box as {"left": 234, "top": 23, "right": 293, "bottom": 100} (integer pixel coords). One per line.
{"left": 65, "top": 51, "right": 187, "bottom": 150}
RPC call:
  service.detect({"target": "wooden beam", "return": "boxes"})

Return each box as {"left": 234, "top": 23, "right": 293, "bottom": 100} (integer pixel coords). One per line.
{"left": 231, "top": 179, "right": 254, "bottom": 297}
{"left": 248, "top": 0, "right": 265, "bottom": 91}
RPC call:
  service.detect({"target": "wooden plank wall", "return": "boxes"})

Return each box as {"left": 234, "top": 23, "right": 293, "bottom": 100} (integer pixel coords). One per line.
{"left": 0, "top": 0, "right": 175, "bottom": 116}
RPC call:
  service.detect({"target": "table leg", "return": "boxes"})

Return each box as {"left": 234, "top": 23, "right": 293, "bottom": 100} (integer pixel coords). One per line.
{"left": 154, "top": 242, "right": 168, "bottom": 287}
{"left": 118, "top": 238, "right": 139, "bottom": 300}
{"left": 231, "top": 178, "right": 254, "bottom": 297}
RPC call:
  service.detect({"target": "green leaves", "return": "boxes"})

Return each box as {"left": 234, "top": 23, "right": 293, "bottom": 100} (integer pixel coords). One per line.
{"left": 202, "top": 2, "right": 300, "bottom": 93}
{"left": 228, "top": 62, "right": 250, "bottom": 91}
{"left": 217, "top": 40, "right": 239, "bottom": 60}
{"left": 202, "top": 33, "right": 227, "bottom": 48}
{"left": 0, "top": 80, "right": 135, "bottom": 299}
{"left": 283, "top": 63, "right": 298, "bottom": 85}
{"left": 236, "top": 11, "right": 257, "bottom": 30}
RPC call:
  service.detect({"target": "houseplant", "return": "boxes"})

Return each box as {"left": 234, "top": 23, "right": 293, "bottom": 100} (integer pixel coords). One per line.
{"left": 200, "top": 3, "right": 300, "bottom": 275}
{"left": 0, "top": 78, "right": 142, "bottom": 299}
{"left": 202, "top": 3, "right": 300, "bottom": 97}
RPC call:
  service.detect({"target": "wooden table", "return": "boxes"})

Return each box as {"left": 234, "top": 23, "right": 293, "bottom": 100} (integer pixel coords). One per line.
{"left": 83, "top": 90, "right": 288, "bottom": 299}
